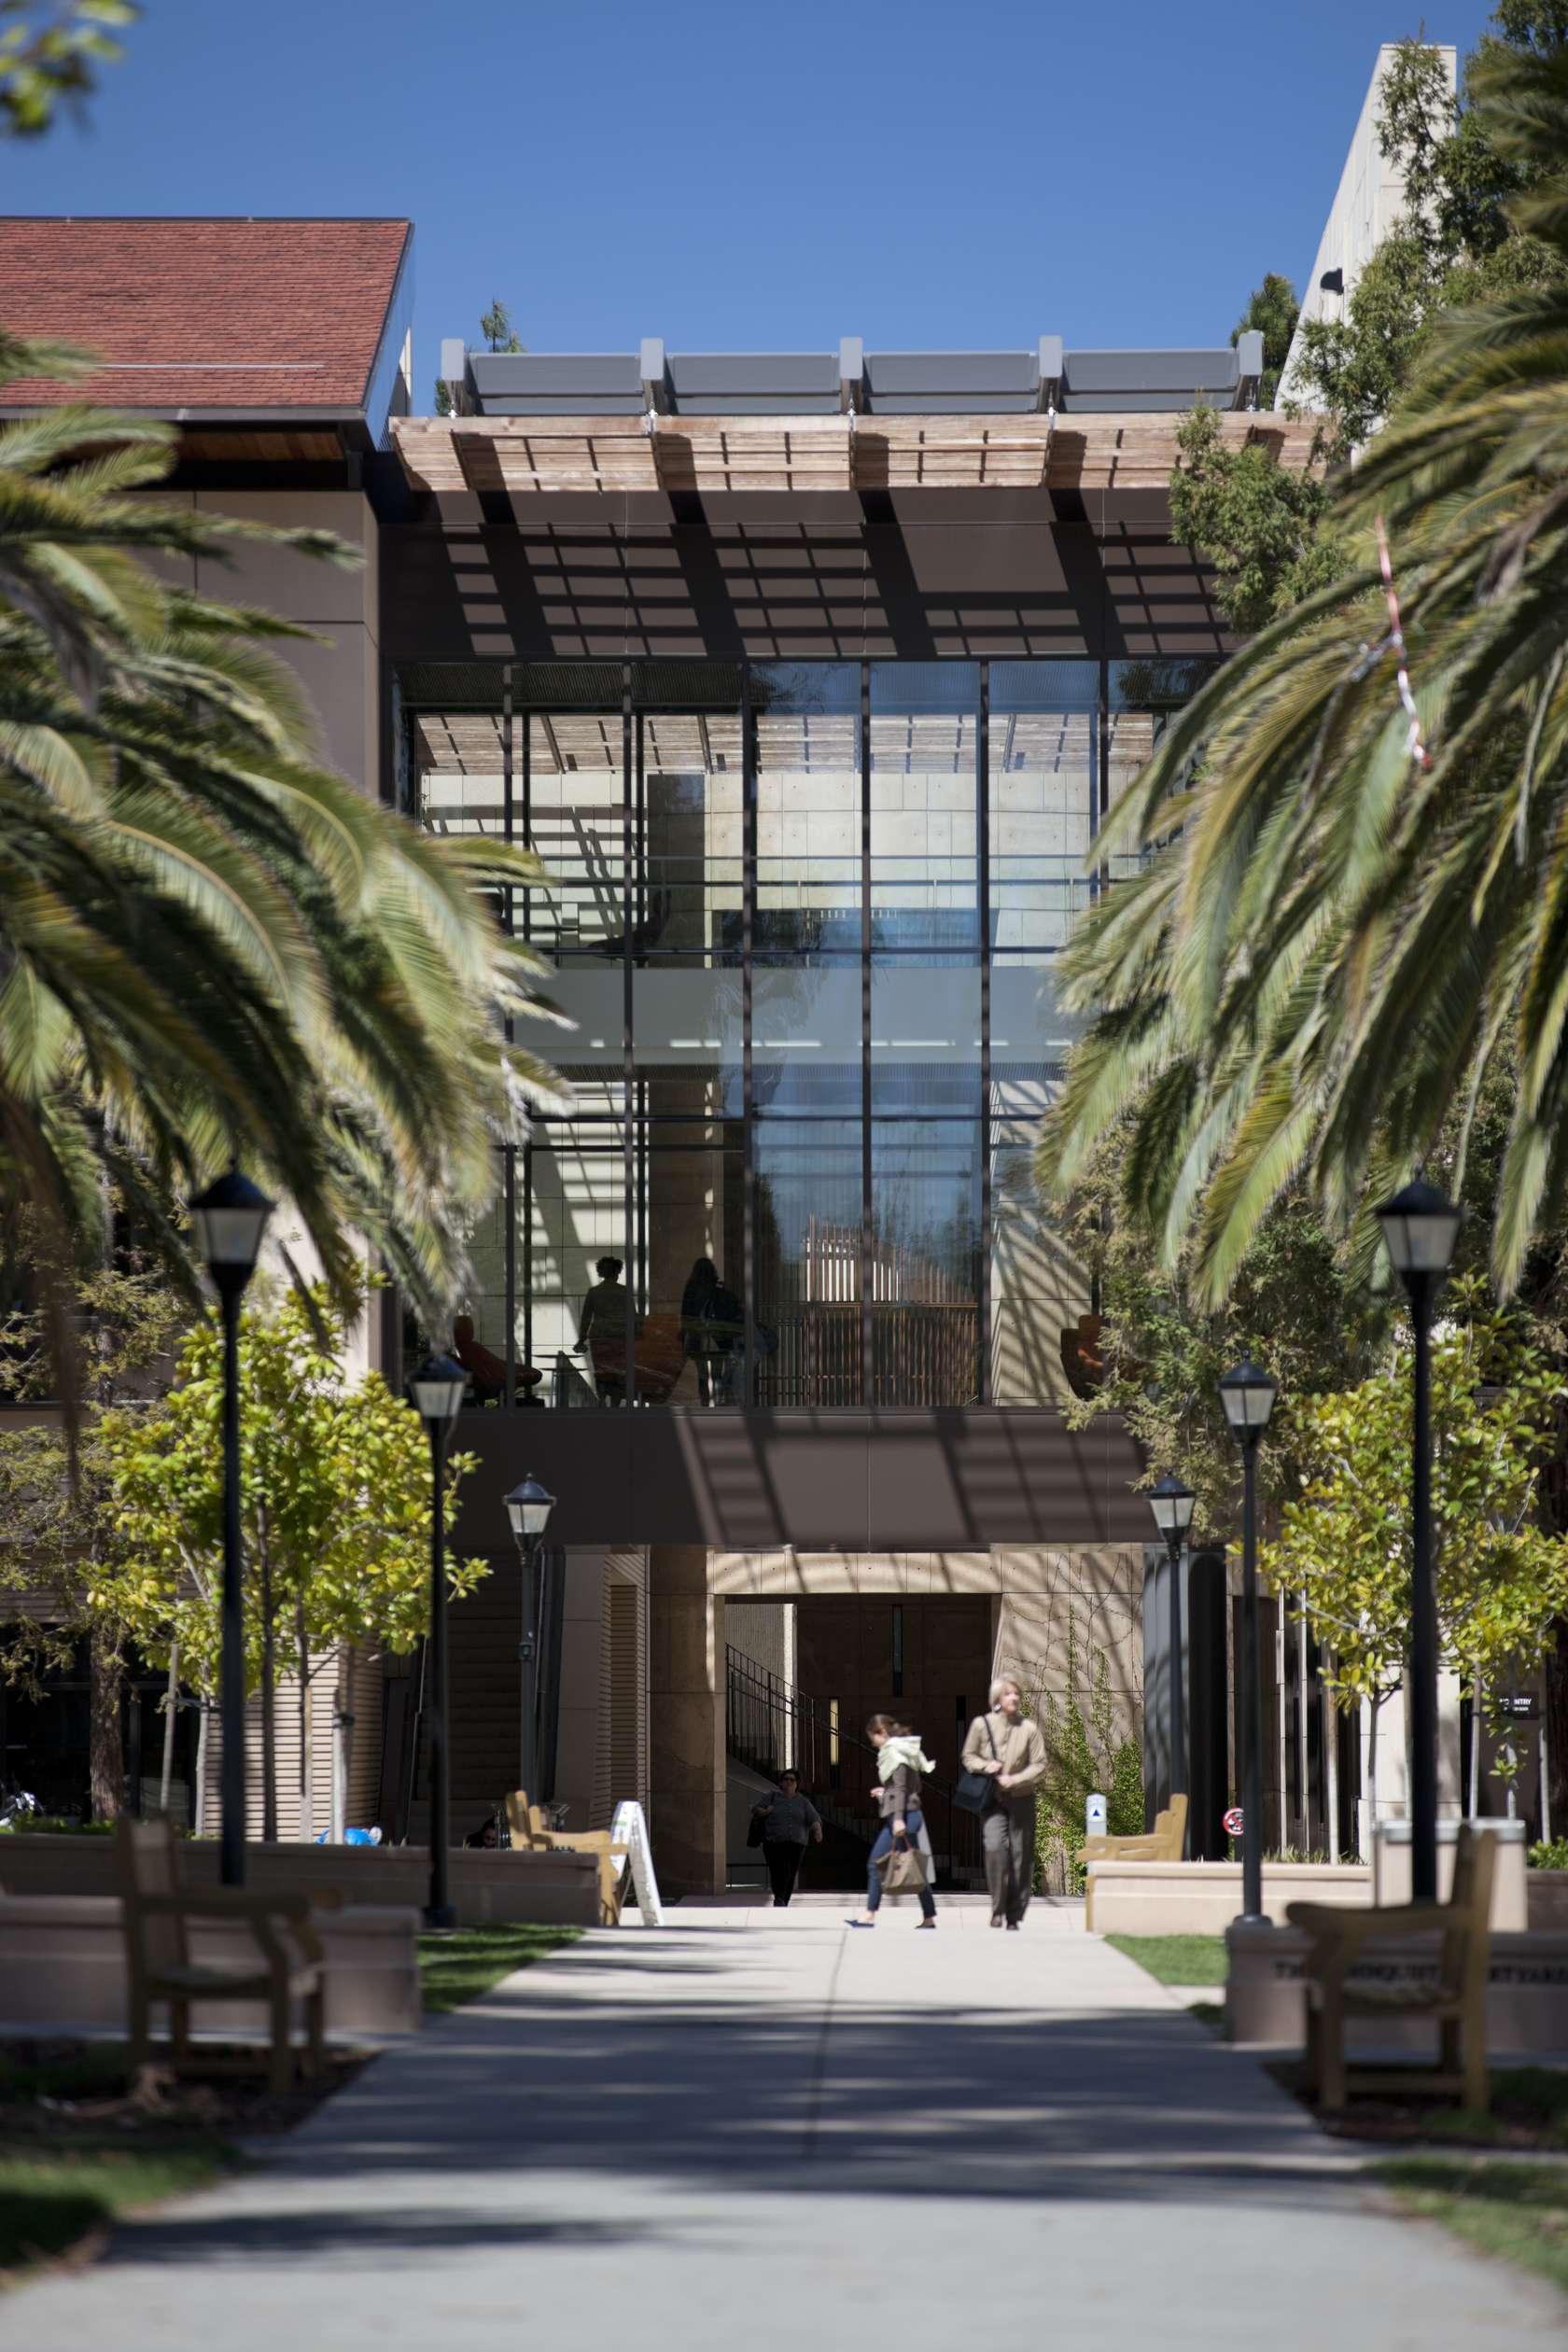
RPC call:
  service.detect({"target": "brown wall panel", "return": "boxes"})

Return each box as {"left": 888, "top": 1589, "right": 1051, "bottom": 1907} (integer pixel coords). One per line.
{"left": 447, "top": 1408, "right": 1150, "bottom": 1554}
{"left": 381, "top": 489, "right": 1222, "bottom": 667}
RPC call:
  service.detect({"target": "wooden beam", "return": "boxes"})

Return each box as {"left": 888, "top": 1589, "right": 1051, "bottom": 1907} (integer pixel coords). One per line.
{"left": 392, "top": 409, "right": 1319, "bottom": 497}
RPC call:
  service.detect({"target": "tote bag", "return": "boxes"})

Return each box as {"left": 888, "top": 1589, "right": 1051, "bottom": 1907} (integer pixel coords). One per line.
{"left": 955, "top": 1714, "right": 1000, "bottom": 1815}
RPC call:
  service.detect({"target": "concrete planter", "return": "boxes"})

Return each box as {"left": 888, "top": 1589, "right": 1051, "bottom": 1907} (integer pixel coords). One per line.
{"left": 0, "top": 1895, "right": 422, "bottom": 2037}
{"left": 1225, "top": 1919, "right": 1568, "bottom": 2053}
{"left": 1527, "top": 1869, "right": 1568, "bottom": 1930}
{"left": 1085, "top": 1861, "right": 1371, "bottom": 1937}
{"left": 1371, "top": 1819, "right": 1528, "bottom": 1927}
{"left": 0, "top": 1835, "right": 602, "bottom": 1928}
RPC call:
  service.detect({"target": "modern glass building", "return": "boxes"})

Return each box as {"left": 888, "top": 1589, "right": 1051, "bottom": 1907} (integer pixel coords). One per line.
{"left": 5, "top": 227, "right": 1360, "bottom": 1886}
{"left": 406, "top": 651, "right": 1206, "bottom": 1416}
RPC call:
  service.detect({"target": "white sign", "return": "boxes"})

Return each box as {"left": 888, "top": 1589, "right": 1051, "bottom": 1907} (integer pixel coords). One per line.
{"left": 1085, "top": 1791, "right": 1107, "bottom": 1839}
{"left": 1224, "top": 1806, "right": 1244, "bottom": 1839}
{"left": 610, "top": 1799, "right": 664, "bottom": 1926}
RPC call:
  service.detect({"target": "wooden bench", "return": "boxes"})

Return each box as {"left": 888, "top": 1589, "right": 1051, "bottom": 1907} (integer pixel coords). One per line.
{"left": 1078, "top": 1794, "right": 1188, "bottom": 1929}
{"left": 505, "top": 1793, "right": 629, "bottom": 1926}
{"left": 1286, "top": 1820, "right": 1497, "bottom": 2112}
{"left": 119, "top": 1816, "right": 328, "bottom": 2094}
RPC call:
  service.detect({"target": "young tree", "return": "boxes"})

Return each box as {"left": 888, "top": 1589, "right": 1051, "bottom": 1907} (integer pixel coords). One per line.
{"left": 0, "top": 1227, "right": 187, "bottom": 1817}
{"left": 1235, "top": 271, "right": 1300, "bottom": 408}
{"left": 102, "top": 1284, "right": 488, "bottom": 1840}
{"left": 479, "top": 299, "right": 524, "bottom": 354}
{"left": 1263, "top": 1295, "right": 1568, "bottom": 1804}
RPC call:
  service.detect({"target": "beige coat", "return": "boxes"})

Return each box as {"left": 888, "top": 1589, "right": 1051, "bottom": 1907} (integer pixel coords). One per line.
{"left": 962, "top": 1711, "right": 1047, "bottom": 1804}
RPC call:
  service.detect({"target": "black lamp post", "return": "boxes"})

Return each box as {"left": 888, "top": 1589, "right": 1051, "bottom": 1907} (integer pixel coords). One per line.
{"left": 409, "top": 1351, "right": 467, "bottom": 1929}
{"left": 189, "top": 1168, "right": 273, "bottom": 1889}
{"left": 1377, "top": 1178, "right": 1462, "bottom": 1904}
{"left": 1219, "top": 1358, "right": 1278, "bottom": 1924}
{"left": 506, "top": 1475, "right": 556, "bottom": 1808}
{"left": 1148, "top": 1472, "right": 1196, "bottom": 1827}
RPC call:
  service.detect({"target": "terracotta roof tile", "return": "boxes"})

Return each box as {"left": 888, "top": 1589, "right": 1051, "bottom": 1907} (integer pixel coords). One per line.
{"left": 0, "top": 217, "right": 411, "bottom": 412}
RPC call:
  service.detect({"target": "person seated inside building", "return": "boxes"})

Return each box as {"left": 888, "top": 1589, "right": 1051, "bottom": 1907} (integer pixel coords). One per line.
{"left": 453, "top": 1312, "right": 542, "bottom": 1406}
{"left": 578, "top": 1255, "right": 643, "bottom": 1403}
{"left": 452, "top": 1313, "right": 505, "bottom": 1404}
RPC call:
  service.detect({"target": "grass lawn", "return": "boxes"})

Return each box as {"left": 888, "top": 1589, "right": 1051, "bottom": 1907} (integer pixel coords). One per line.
{"left": 1379, "top": 2156, "right": 1568, "bottom": 2298}
{"left": 0, "top": 2034, "right": 367, "bottom": 2283}
{"left": 0, "top": 2140, "right": 225, "bottom": 2278}
{"left": 418, "top": 1923, "right": 581, "bottom": 2014}
{"left": 1103, "top": 1933, "right": 1227, "bottom": 1987}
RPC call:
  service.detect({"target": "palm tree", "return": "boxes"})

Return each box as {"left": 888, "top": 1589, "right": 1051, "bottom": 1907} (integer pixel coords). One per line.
{"left": 0, "top": 332, "right": 561, "bottom": 1364}
{"left": 1041, "top": 41, "right": 1568, "bottom": 1305}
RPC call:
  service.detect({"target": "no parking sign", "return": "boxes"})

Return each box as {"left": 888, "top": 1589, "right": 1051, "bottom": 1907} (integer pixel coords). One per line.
{"left": 1223, "top": 1805, "right": 1244, "bottom": 1839}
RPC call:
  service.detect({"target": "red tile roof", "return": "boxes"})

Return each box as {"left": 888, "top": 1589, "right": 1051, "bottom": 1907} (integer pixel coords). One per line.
{"left": 0, "top": 217, "right": 411, "bottom": 412}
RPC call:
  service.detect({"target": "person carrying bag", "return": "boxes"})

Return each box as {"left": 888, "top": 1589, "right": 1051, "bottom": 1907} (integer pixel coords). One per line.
{"left": 962, "top": 1675, "right": 1046, "bottom": 1929}
{"left": 847, "top": 1715, "right": 937, "bottom": 1930}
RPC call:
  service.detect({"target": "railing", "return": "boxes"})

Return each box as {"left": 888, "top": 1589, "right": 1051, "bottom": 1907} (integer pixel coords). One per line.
{"left": 725, "top": 1646, "right": 984, "bottom": 1887}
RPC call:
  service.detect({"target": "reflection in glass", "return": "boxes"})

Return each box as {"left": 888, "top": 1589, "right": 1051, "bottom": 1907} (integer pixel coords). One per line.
{"left": 988, "top": 1086, "right": 1091, "bottom": 1407}
{"left": 754, "top": 1120, "right": 862, "bottom": 1406}
{"left": 989, "top": 660, "right": 1098, "bottom": 963}
{"left": 872, "top": 1121, "right": 980, "bottom": 1405}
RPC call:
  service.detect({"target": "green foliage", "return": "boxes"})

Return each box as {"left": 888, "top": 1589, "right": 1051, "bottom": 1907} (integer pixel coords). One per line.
{"left": 1169, "top": 16, "right": 1568, "bottom": 641}
{"left": 1029, "top": 1611, "right": 1142, "bottom": 1894}
{"left": 1233, "top": 272, "right": 1300, "bottom": 408}
{"left": 0, "top": 0, "right": 134, "bottom": 135}
{"left": 1059, "top": 1127, "right": 1379, "bottom": 1535}
{"left": 0, "top": 1230, "right": 189, "bottom": 1815}
{"left": 1169, "top": 406, "right": 1339, "bottom": 633}
{"left": 1046, "top": 35, "right": 1568, "bottom": 1309}
{"left": 1264, "top": 1288, "right": 1568, "bottom": 1710}
{"left": 97, "top": 1281, "right": 487, "bottom": 1703}
{"left": 1529, "top": 1834, "right": 1568, "bottom": 1867}
{"left": 479, "top": 300, "right": 524, "bottom": 354}
{"left": 0, "top": 327, "right": 562, "bottom": 1381}
{"left": 434, "top": 376, "right": 454, "bottom": 416}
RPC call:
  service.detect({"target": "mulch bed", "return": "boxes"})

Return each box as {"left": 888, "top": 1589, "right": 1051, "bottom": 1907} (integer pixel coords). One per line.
{"left": 0, "top": 2037, "right": 371, "bottom": 2144}
{"left": 1268, "top": 2056, "right": 1568, "bottom": 2152}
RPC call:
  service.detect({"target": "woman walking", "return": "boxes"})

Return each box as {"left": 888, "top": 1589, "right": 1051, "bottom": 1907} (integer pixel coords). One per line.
{"left": 963, "top": 1675, "right": 1046, "bottom": 1929}
{"left": 849, "top": 1714, "right": 937, "bottom": 1929}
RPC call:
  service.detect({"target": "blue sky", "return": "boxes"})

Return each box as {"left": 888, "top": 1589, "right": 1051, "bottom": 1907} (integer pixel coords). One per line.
{"left": 6, "top": 0, "right": 1500, "bottom": 397}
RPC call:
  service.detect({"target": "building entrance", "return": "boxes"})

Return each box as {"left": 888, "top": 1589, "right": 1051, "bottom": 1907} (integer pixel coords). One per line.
{"left": 726, "top": 1593, "right": 993, "bottom": 1890}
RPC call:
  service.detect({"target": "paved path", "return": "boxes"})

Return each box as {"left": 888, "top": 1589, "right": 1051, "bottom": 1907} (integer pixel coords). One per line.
{"left": 6, "top": 1899, "right": 1562, "bottom": 2346}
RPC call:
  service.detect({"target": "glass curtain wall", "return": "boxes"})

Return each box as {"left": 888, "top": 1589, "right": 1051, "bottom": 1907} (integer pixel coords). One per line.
{"left": 408, "top": 656, "right": 1199, "bottom": 1410}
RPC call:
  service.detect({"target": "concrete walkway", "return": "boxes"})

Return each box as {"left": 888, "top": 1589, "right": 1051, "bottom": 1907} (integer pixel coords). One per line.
{"left": 6, "top": 1899, "right": 1562, "bottom": 2346}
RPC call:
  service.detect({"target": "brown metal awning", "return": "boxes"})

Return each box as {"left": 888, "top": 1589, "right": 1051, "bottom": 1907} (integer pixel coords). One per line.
{"left": 394, "top": 410, "right": 1316, "bottom": 497}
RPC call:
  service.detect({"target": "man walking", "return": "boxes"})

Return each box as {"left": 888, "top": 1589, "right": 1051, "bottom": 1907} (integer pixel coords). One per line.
{"left": 962, "top": 1676, "right": 1046, "bottom": 1929}
{"left": 750, "top": 1771, "right": 823, "bottom": 1906}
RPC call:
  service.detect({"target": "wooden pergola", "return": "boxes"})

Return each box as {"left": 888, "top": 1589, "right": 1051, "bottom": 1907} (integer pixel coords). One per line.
{"left": 393, "top": 410, "right": 1317, "bottom": 497}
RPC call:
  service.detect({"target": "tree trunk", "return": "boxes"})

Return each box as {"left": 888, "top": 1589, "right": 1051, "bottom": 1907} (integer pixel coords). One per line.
{"left": 1364, "top": 1692, "right": 1381, "bottom": 1864}
{"left": 193, "top": 1701, "right": 209, "bottom": 1838}
{"left": 297, "top": 1606, "right": 313, "bottom": 1844}
{"left": 260, "top": 1553, "right": 277, "bottom": 1843}
{"left": 1468, "top": 1673, "right": 1482, "bottom": 1819}
{"left": 88, "top": 1623, "right": 126, "bottom": 1823}
{"left": 330, "top": 1645, "right": 354, "bottom": 1845}
{"left": 159, "top": 1639, "right": 179, "bottom": 1817}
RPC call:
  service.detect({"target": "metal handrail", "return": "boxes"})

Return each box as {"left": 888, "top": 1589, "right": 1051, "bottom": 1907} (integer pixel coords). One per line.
{"left": 725, "top": 1645, "right": 982, "bottom": 1885}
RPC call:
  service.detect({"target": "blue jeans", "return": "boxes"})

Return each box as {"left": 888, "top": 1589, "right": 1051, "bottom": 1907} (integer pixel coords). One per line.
{"left": 866, "top": 1807, "right": 936, "bottom": 1917}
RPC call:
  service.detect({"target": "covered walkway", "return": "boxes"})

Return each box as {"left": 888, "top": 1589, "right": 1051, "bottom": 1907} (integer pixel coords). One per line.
{"left": 4, "top": 1903, "right": 1561, "bottom": 2346}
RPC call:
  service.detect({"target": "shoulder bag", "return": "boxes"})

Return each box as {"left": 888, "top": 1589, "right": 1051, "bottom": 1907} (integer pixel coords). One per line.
{"left": 954, "top": 1714, "right": 1001, "bottom": 1815}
